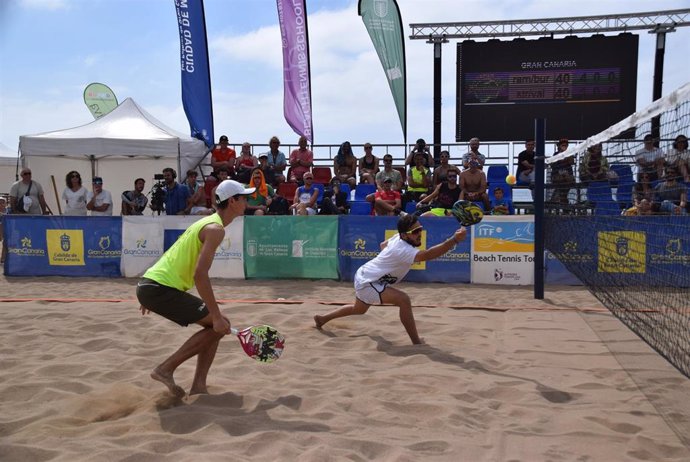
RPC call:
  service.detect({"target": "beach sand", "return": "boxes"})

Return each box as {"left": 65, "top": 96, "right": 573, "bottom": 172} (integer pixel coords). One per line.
{"left": 1, "top": 276, "right": 689, "bottom": 461}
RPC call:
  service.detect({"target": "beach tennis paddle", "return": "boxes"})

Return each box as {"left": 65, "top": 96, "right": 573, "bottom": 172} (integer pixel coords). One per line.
{"left": 451, "top": 200, "right": 484, "bottom": 226}
{"left": 231, "top": 325, "right": 285, "bottom": 363}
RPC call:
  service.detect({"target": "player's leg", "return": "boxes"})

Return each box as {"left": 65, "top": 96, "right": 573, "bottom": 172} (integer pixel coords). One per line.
{"left": 189, "top": 314, "right": 228, "bottom": 395}
{"left": 314, "top": 299, "right": 371, "bottom": 328}
{"left": 380, "top": 286, "right": 424, "bottom": 345}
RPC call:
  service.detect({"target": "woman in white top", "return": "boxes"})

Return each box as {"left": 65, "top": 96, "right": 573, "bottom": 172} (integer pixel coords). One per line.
{"left": 61, "top": 170, "right": 88, "bottom": 216}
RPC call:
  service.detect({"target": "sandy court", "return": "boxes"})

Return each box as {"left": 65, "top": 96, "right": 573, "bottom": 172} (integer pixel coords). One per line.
{"left": 1, "top": 276, "right": 690, "bottom": 461}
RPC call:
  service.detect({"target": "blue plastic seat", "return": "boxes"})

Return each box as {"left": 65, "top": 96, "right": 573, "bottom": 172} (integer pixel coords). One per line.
{"left": 487, "top": 165, "right": 509, "bottom": 185}
{"left": 312, "top": 183, "right": 324, "bottom": 205}
{"left": 587, "top": 181, "right": 618, "bottom": 215}
{"left": 405, "top": 201, "right": 417, "bottom": 214}
{"left": 339, "top": 183, "right": 351, "bottom": 203}
{"left": 354, "top": 183, "right": 376, "bottom": 201}
{"left": 349, "top": 200, "right": 372, "bottom": 215}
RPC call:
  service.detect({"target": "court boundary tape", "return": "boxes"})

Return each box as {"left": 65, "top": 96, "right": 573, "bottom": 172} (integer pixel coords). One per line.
{"left": 0, "top": 297, "right": 607, "bottom": 312}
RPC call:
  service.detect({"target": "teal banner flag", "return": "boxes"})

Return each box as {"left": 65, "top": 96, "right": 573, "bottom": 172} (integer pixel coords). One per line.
{"left": 244, "top": 216, "right": 338, "bottom": 279}
{"left": 358, "top": 0, "right": 407, "bottom": 140}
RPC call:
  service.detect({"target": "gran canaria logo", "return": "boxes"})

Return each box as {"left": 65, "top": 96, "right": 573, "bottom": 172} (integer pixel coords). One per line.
{"left": 9, "top": 236, "right": 46, "bottom": 257}
{"left": 88, "top": 235, "right": 120, "bottom": 259}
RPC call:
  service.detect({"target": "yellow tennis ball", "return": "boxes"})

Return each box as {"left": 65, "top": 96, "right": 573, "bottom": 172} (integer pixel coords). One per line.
{"left": 505, "top": 174, "right": 517, "bottom": 185}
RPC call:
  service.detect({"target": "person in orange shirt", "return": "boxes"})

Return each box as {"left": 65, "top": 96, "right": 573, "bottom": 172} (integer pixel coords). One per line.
{"left": 211, "top": 135, "right": 236, "bottom": 179}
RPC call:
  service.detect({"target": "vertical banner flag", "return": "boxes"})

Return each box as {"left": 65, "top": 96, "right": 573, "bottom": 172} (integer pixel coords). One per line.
{"left": 175, "top": 0, "right": 214, "bottom": 148}
{"left": 83, "top": 83, "right": 118, "bottom": 119}
{"left": 358, "top": 0, "right": 407, "bottom": 140}
{"left": 277, "top": 0, "right": 314, "bottom": 142}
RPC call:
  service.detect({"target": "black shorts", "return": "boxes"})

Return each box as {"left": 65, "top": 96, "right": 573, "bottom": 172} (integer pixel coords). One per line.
{"left": 136, "top": 278, "right": 209, "bottom": 326}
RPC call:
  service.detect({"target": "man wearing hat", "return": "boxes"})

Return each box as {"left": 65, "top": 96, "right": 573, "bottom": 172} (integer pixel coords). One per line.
{"left": 136, "top": 179, "right": 255, "bottom": 397}
{"left": 257, "top": 153, "right": 276, "bottom": 186}
{"left": 86, "top": 177, "right": 113, "bottom": 216}
{"left": 211, "top": 135, "right": 236, "bottom": 178}
{"left": 374, "top": 177, "right": 402, "bottom": 216}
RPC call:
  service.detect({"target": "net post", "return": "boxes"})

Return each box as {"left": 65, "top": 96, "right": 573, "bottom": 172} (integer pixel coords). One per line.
{"left": 533, "top": 118, "right": 546, "bottom": 300}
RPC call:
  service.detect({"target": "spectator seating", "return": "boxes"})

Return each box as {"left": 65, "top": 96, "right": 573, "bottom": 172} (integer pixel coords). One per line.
{"left": 393, "top": 166, "right": 407, "bottom": 184}
{"left": 277, "top": 182, "right": 298, "bottom": 206}
{"left": 339, "top": 183, "right": 352, "bottom": 203}
{"left": 587, "top": 180, "right": 619, "bottom": 215}
{"left": 312, "top": 183, "right": 325, "bottom": 206}
{"left": 487, "top": 165, "right": 509, "bottom": 185}
{"left": 610, "top": 164, "right": 634, "bottom": 209}
{"left": 488, "top": 187, "right": 515, "bottom": 214}
{"left": 349, "top": 201, "right": 372, "bottom": 215}
{"left": 404, "top": 201, "right": 417, "bottom": 214}
{"left": 312, "top": 166, "right": 332, "bottom": 185}
{"left": 354, "top": 183, "right": 376, "bottom": 201}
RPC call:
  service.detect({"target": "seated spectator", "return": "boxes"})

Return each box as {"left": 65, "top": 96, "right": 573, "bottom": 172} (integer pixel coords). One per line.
{"left": 211, "top": 134, "right": 236, "bottom": 178}
{"left": 622, "top": 198, "right": 654, "bottom": 216}
{"left": 490, "top": 186, "right": 512, "bottom": 215}
{"left": 404, "top": 138, "right": 433, "bottom": 168}
{"left": 462, "top": 137, "right": 486, "bottom": 170}
{"left": 264, "top": 135, "right": 287, "bottom": 185}
{"left": 654, "top": 167, "right": 687, "bottom": 215}
{"left": 319, "top": 177, "right": 349, "bottom": 215}
{"left": 333, "top": 141, "right": 357, "bottom": 188}
{"left": 374, "top": 178, "right": 402, "bottom": 216}
{"left": 289, "top": 171, "right": 319, "bottom": 215}
{"left": 633, "top": 172, "right": 656, "bottom": 205}
{"left": 549, "top": 138, "right": 575, "bottom": 205}
{"left": 432, "top": 150, "right": 460, "bottom": 187}
{"left": 289, "top": 135, "right": 313, "bottom": 184}
{"left": 245, "top": 168, "right": 274, "bottom": 216}
{"left": 405, "top": 152, "right": 431, "bottom": 203}
{"left": 235, "top": 142, "right": 258, "bottom": 184}
{"left": 375, "top": 154, "right": 404, "bottom": 192}
{"left": 665, "top": 134, "right": 689, "bottom": 182}
{"left": 257, "top": 154, "right": 276, "bottom": 186}
{"left": 210, "top": 167, "right": 231, "bottom": 207}
{"left": 460, "top": 160, "right": 490, "bottom": 210}
{"left": 635, "top": 134, "right": 663, "bottom": 182}
{"left": 417, "top": 169, "right": 461, "bottom": 217}
{"left": 86, "top": 177, "right": 113, "bottom": 216}
{"left": 121, "top": 177, "right": 149, "bottom": 216}
{"left": 358, "top": 143, "right": 379, "bottom": 185}
{"left": 62, "top": 170, "right": 88, "bottom": 216}
{"left": 184, "top": 170, "right": 212, "bottom": 215}
{"left": 9, "top": 168, "right": 48, "bottom": 215}
{"left": 516, "top": 139, "right": 536, "bottom": 185}
{"left": 162, "top": 167, "right": 190, "bottom": 215}
{"left": 578, "top": 143, "right": 609, "bottom": 183}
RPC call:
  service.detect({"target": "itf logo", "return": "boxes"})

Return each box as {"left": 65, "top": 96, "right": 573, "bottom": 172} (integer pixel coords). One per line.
{"left": 292, "top": 240, "right": 309, "bottom": 258}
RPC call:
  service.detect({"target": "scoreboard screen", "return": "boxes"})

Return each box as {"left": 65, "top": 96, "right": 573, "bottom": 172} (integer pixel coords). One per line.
{"left": 456, "top": 34, "right": 638, "bottom": 141}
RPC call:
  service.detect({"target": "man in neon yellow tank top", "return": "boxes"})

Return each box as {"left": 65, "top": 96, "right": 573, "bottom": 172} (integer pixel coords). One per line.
{"left": 136, "top": 180, "right": 255, "bottom": 397}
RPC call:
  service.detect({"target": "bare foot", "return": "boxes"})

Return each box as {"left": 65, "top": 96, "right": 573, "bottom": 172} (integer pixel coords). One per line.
{"left": 313, "top": 315, "right": 325, "bottom": 329}
{"left": 412, "top": 337, "right": 426, "bottom": 345}
{"left": 151, "top": 367, "right": 186, "bottom": 398}
{"left": 189, "top": 386, "right": 209, "bottom": 396}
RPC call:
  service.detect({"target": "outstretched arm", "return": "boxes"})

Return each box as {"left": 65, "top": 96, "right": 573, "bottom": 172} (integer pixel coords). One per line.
{"left": 414, "top": 228, "right": 467, "bottom": 262}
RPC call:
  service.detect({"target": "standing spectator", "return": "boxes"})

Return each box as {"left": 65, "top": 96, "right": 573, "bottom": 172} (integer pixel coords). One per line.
{"left": 374, "top": 178, "right": 402, "bottom": 216}
{"left": 404, "top": 138, "right": 433, "bottom": 168}
{"left": 9, "top": 168, "right": 48, "bottom": 215}
{"left": 432, "top": 150, "right": 460, "bottom": 187}
{"left": 264, "top": 136, "right": 287, "bottom": 185}
{"left": 211, "top": 134, "right": 236, "bottom": 178}
{"left": 579, "top": 143, "right": 609, "bottom": 183}
{"left": 333, "top": 141, "right": 357, "bottom": 188}
{"left": 665, "top": 134, "right": 689, "bottom": 182}
{"left": 516, "top": 139, "right": 536, "bottom": 185}
{"left": 358, "top": 143, "right": 379, "bottom": 185}
{"left": 184, "top": 170, "right": 212, "bottom": 215}
{"left": 121, "top": 178, "right": 148, "bottom": 216}
{"left": 462, "top": 137, "right": 486, "bottom": 170}
{"left": 405, "top": 152, "right": 431, "bottom": 203}
{"left": 549, "top": 138, "right": 575, "bottom": 205}
{"left": 162, "top": 167, "right": 190, "bottom": 215}
{"left": 289, "top": 135, "right": 313, "bottom": 184}
{"left": 235, "top": 142, "right": 258, "bottom": 184}
{"left": 289, "top": 171, "right": 318, "bottom": 215}
{"left": 61, "top": 170, "right": 88, "bottom": 216}
{"left": 460, "top": 160, "right": 490, "bottom": 211}
{"left": 86, "top": 177, "right": 113, "bottom": 216}
{"left": 635, "top": 134, "right": 664, "bottom": 182}
{"left": 245, "top": 169, "right": 274, "bottom": 216}
{"left": 417, "top": 170, "right": 461, "bottom": 217}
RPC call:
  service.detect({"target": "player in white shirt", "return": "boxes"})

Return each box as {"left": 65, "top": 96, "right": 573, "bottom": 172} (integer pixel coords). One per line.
{"left": 314, "top": 214, "right": 466, "bottom": 344}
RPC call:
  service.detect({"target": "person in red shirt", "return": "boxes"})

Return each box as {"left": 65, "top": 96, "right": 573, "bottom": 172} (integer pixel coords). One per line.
{"left": 374, "top": 178, "right": 402, "bottom": 215}
{"left": 211, "top": 135, "right": 236, "bottom": 178}
{"left": 289, "top": 136, "right": 313, "bottom": 183}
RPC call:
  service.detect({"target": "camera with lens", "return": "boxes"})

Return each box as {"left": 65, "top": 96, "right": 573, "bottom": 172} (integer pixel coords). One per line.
{"left": 149, "top": 175, "right": 167, "bottom": 214}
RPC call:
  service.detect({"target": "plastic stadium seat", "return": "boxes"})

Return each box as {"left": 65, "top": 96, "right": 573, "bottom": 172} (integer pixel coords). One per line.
{"left": 349, "top": 201, "right": 372, "bottom": 215}
{"left": 487, "top": 165, "right": 509, "bottom": 185}
{"left": 312, "top": 183, "right": 325, "bottom": 205}
{"left": 277, "top": 182, "right": 298, "bottom": 205}
{"left": 338, "top": 183, "right": 351, "bottom": 203}
{"left": 610, "top": 164, "right": 634, "bottom": 208}
{"left": 405, "top": 201, "right": 417, "bottom": 214}
{"left": 354, "top": 184, "right": 376, "bottom": 201}
{"left": 587, "top": 181, "right": 619, "bottom": 215}
{"left": 312, "top": 166, "right": 332, "bottom": 185}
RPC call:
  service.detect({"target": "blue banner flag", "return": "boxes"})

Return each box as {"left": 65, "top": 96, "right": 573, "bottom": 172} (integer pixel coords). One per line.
{"left": 175, "top": 0, "right": 214, "bottom": 148}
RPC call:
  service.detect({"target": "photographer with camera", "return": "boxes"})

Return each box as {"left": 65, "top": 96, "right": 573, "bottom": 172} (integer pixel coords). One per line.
{"left": 121, "top": 178, "right": 148, "bottom": 216}
{"left": 161, "top": 167, "right": 191, "bottom": 215}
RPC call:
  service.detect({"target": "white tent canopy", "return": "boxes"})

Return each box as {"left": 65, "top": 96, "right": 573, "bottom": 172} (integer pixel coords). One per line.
{"left": 17, "top": 98, "right": 209, "bottom": 215}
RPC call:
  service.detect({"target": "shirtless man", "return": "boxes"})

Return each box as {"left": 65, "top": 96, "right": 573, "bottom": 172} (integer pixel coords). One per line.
{"left": 460, "top": 160, "right": 490, "bottom": 211}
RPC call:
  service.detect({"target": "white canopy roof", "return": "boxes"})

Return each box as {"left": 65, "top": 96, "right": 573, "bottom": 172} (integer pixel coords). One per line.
{"left": 19, "top": 98, "right": 208, "bottom": 169}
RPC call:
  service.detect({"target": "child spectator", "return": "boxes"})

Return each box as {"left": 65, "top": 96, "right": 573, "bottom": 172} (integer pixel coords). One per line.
{"left": 490, "top": 187, "right": 512, "bottom": 215}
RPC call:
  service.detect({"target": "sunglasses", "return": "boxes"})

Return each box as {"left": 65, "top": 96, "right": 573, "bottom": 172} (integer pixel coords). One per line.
{"left": 93, "top": 181, "right": 103, "bottom": 185}
{"left": 405, "top": 226, "right": 423, "bottom": 235}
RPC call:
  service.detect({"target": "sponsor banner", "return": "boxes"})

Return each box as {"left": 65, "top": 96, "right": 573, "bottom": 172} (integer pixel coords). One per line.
{"left": 471, "top": 216, "right": 534, "bottom": 285}
{"left": 276, "top": 0, "right": 313, "bottom": 142}
{"left": 545, "top": 250, "right": 581, "bottom": 285}
{"left": 83, "top": 82, "right": 118, "bottom": 119}
{"left": 338, "top": 216, "right": 471, "bottom": 283}
{"left": 121, "top": 216, "right": 245, "bottom": 278}
{"left": 3, "top": 216, "right": 121, "bottom": 277}
{"left": 244, "top": 216, "right": 338, "bottom": 279}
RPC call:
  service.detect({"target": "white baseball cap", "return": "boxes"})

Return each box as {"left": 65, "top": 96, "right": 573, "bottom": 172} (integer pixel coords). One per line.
{"left": 215, "top": 180, "right": 255, "bottom": 204}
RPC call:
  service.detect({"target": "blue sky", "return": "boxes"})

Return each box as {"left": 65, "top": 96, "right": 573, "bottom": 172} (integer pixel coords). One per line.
{"left": 1, "top": 0, "right": 689, "bottom": 156}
